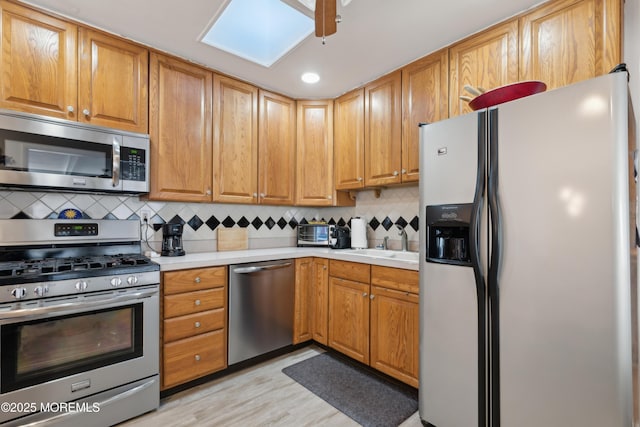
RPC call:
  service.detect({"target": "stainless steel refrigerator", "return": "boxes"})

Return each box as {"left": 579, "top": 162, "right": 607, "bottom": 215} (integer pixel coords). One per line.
{"left": 418, "top": 71, "right": 638, "bottom": 427}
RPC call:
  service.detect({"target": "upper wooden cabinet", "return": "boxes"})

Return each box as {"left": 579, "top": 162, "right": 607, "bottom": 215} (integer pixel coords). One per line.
{"left": 148, "top": 53, "right": 213, "bottom": 202}
{"left": 364, "top": 70, "right": 402, "bottom": 186}
{"left": 519, "top": 0, "right": 622, "bottom": 89}
{"left": 258, "top": 90, "right": 296, "bottom": 205}
{"left": 213, "top": 75, "right": 259, "bottom": 204}
{"left": 334, "top": 88, "right": 365, "bottom": 190}
{"left": 0, "top": 2, "right": 148, "bottom": 133}
{"left": 0, "top": 1, "right": 77, "bottom": 119}
{"left": 449, "top": 19, "right": 519, "bottom": 117}
{"left": 401, "top": 49, "right": 449, "bottom": 183}
{"left": 77, "top": 27, "right": 148, "bottom": 133}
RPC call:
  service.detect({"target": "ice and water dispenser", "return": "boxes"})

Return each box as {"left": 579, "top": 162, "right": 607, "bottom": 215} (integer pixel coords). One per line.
{"left": 425, "top": 204, "right": 472, "bottom": 266}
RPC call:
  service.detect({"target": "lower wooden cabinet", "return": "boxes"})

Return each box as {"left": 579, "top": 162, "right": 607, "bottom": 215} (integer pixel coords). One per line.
{"left": 161, "top": 266, "right": 227, "bottom": 390}
{"left": 293, "top": 257, "right": 329, "bottom": 345}
{"left": 326, "top": 260, "right": 419, "bottom": 387}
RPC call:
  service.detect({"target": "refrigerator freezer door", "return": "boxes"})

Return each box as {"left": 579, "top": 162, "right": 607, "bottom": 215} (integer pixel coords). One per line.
{"left": 493, "top": 72, "right": 632, "bottom": 426}
{"left": 419, "top": 112, "right": 486, "bottom": 427}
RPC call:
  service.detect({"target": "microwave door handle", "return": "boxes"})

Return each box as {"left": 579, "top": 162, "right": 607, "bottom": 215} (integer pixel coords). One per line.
{"left": 112, "top": 138, "right": 120, "bottom": 187}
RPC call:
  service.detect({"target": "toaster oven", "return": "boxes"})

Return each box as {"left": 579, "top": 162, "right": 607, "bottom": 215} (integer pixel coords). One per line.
{"left": 297, "top": 224, "right": 334, "bottom": 247}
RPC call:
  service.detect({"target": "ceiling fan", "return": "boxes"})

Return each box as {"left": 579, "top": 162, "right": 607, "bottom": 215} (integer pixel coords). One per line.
{"left": 315, "top": 0, "right": 338, "bottom": 43}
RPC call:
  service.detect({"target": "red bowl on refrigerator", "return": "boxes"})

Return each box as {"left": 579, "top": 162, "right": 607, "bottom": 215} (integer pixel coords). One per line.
{"left": 468, "top": 81, "right": 547, "bottom": 110}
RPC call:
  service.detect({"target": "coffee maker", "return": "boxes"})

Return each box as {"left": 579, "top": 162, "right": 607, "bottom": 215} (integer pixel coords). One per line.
{"left": 161, "top": 223, "right": 185, "bottom": 256}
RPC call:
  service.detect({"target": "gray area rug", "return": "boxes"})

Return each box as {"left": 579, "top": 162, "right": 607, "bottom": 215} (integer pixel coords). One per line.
{"left": 282, "top": 352, "right": 418, "bottom": 427}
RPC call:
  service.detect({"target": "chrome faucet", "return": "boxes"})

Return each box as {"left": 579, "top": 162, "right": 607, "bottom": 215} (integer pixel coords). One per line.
{"left": 396, "top": 225, "right": 408, "bottom": 252}
{"left": 383, "top": 236, "right": 389, "bottom": 250}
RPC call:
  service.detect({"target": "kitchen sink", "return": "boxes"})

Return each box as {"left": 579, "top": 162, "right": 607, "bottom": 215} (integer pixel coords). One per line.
{"left": 348, "top": 248, "right": 419, "bottom": 262}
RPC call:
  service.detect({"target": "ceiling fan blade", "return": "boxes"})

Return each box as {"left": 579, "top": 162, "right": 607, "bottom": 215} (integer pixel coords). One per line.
{"left": 315, "top": 0, "right": 337, "bottom": 37}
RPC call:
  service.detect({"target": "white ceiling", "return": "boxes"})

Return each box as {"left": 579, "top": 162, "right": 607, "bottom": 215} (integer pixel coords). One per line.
{"left": 21, "top": 0, "right": 545, "bottom": 99}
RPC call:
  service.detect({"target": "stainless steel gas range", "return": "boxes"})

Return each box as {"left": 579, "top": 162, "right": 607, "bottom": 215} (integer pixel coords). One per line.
{"left": 0, "top": 219, "right": 160, "bottom": 426}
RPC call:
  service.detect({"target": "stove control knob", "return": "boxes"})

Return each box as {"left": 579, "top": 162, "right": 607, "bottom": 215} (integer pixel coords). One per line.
{"left": 127, "top": 276, "right": 138, "bottom": 286}
{"left": 34, "top": 285, "right": 49, "bottom": 297}
{"left": 110, "top": 277, "right": 122, "bottom": 287}
{"left": 75, "top": 281, "right": 88, "bottom": 291}
{"left": 11, "top": 287, "right": 27, "bottom": 299}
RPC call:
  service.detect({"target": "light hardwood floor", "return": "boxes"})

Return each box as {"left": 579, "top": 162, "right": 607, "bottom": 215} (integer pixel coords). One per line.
{"left": 120, "top": 346, "right": 422, "bottom": 427}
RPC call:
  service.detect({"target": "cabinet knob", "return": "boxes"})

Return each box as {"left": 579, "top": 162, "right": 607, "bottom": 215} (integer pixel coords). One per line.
{"left": 362, "top": 292, "right": 368, "bottom": 297}
{"left": 323, "top": 266, "right": 327, "bottom": 270}
{"left": 194, "top": 354, "right": 201, "bottom": 362}
{"left": 401, "top": 168, "right": 407, "bottom": 174}
{"left": 67, "top": 105, "right": 74, "bottom": 113}
{"left": 393, "top": 170, "right": 399, "bottom": 176}
{"left": 260, "top": 193, "right": 266, "bottom": 198}
{"left": 195, "top": 321, "right": 201, "bottom": 328}
{"left": 194, "top": 299, "right": 201, "bottom": 306}
{"left": 357, "top": 177, "right": 363, "bottom": 182}
{"left": 82, "top": 108, "right": 90, "bottom": 116}
{"left": 194, "top": 277, "right": 201, "bottom": 283}
{"left": 206, "top": 189, "right": 212, "bottom": 195}
{"left": 327, "top": 195, "right": 332, "bottom": 200}
{"left": 370, "top": 294, "right": 375, "bottom": 300}
{"left": 253, "top": 193, "right": 258, "bottom": 198}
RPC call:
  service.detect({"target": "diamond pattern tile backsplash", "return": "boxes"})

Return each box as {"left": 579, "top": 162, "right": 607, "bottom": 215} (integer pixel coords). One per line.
{"left": 0, "top": 186, "right": 419, "bottom": 252}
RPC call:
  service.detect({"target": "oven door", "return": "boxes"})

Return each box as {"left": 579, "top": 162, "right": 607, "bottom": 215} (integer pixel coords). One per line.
{"left": 0, "top": 286, "right": 159, "bottom": 424}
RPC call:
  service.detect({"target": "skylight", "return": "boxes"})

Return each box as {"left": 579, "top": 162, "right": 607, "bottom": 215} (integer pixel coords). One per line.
{"left": 201, "top": 0, "right": 315, "bottom": 68}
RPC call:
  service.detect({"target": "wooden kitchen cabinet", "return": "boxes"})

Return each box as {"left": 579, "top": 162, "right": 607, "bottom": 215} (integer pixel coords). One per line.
{"left": 449, "top": 19, "right": 519, "bottom": 117}
{"left": 370, "top": 266, "right": 419, "bottom": 387}
{"left": 148, "top": 52, "right": 213, "bottom": 202}
{"left": 328, "top": 260, "right": 371, "bottom": 364}
{"left": 364, "top": 70, "right": 403, "bottom": 187}
{"left": 161, "top": 266, "right": 227, "bottom": 390}
{"left": 296, "top": 100, "right": 354, "bottom": 206}
{"left": 294, "top": 257, "right": 329, "bottom": 345}
{"left": 401, "top": 49, "right": 449, "bottom": 183}
{"left": 0, "top": 1, "right": 77, "bottom": 119}
{"left": 334, "top": 88, "right": 365, "bottom": 190}
{"left": 519, "top": 0, "right": 621, "bottom": 90}
{"left": 77, "top": 27, "right": 148, "bottom": 133}
{"left": 213, "top": 74, "right": 259, "bottom": 204}
{"left": 258, "top": 90, "right": 296, "bottom": 205}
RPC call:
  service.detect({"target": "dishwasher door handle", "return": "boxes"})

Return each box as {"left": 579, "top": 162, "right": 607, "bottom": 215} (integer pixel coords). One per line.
{"left": 232, "top": 262, "right": 292, "bottom": 274}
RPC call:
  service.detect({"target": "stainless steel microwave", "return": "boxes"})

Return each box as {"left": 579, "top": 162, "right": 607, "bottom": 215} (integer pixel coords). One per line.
{"left": 0, "top": 109, "right": 149, "bottom": 193}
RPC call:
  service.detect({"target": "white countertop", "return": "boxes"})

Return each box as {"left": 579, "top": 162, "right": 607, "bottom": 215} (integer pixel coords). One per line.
{"left": 152, "top": 247, "right": 419, "bottom": 271}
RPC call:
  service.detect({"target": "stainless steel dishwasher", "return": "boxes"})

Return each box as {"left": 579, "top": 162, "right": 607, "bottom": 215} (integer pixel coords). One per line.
{"left": 228, "top": 259, "right": 295, "bottom": 365}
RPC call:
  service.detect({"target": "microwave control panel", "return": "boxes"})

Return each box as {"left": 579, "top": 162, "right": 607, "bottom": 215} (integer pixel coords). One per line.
{"left": 120, "top": 147, "right": 146, "bottom": 181}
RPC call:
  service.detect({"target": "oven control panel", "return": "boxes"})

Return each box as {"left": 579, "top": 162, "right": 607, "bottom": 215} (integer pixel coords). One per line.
{"left": 54, "top": 223, "right": 98, "bottom": 237}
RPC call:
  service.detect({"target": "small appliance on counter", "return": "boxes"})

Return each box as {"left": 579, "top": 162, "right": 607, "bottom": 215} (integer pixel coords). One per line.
{"left": 297, "top": 223, "right": 333, "bottom": 247}
{"left": 161, "top": 223, "right": 185, "bottom": 256}
{"left": 350, "top": 217, "right": 367, "bottom": 249}
{"left": 330, "top": 226, "right": 351, "bottom": 249}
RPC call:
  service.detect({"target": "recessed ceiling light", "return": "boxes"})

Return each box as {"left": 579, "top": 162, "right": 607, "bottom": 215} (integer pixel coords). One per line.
{"left": 301, "top": 72, "right": 320, "bottom": 84}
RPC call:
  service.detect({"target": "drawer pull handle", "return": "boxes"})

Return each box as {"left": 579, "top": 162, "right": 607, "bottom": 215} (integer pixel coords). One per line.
{"left": 194, "top": 277, "right": 201, "bottom": 283}
{"left": 195, "top": 321, "right": 201, "bottom": 328}
{"left": 195, "top": 299, "right": 201, "bottom": 306}
{"left": 195, "top": 354, "right": 201, "bottom": 362}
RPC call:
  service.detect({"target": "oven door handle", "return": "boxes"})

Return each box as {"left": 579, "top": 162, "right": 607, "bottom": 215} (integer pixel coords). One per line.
{"left": 0, "top": 288, "right": 158, "bottom": 320}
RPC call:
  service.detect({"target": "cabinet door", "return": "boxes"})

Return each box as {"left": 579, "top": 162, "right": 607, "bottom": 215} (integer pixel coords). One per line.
{"left": 401, "top": 49, "right": 449, "bottom": 183}
{"left": 213, "top": 75, "right": 258, "bottom": 204}
{"left": 334, "top": 88, "right": 365, "bottom": 190}
{"left": 449, "top": 19, "right": 519, "bottom": 117}
{"left": 258, "top": 90, "right": 296, "bottom": 205}
{"left": 370, "top": 286, "right": 419, "bottom": 387}
{"left": 311, "top": 258, "right": 329, "bottom": 345}
{"left": 0, "top": 1, "right": 77, "bottom": 119}
{"left": 364, "top": 70, "right": 402, "bottom": 186}
{"left": 294, "top": 258, "right": 313, "bottom": 344}
{"left": 149, "top": 53, "right": 213, "bottom": 202}
{"left": 78, "top": 27, "right": 148, "bottom": 133}
{"left": 328, "top": 276, "right": 369, "bottom": 364}
{"left": 296, "top": 100, "right": 334, "bottom": 206}
{"left": 519, "top": 0, "right": 621, "bottom": 90}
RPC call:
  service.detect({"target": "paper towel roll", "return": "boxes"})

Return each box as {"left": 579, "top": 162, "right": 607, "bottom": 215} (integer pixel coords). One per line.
{"left": 351, "top": 217, "right": 367, "bottom": 249}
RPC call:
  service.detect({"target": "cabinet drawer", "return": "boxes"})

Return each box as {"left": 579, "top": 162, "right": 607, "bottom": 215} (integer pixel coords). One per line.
{"left": 329, "top": 260, "right": 370, "bottom": 283}
{"left": 371, "top": 265, "right": 419, "bottom": 294}
{"left": 163, "top": 330, "right": 226, "bottom": 388}
{"left": 163, "top": 267, "right": 227, "bottom": 294}
{"left": 163, "top": 308, "right": 225, "bottom": 343}
{"left": 164, "top": 288, "right": 224, "bottom": 318}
